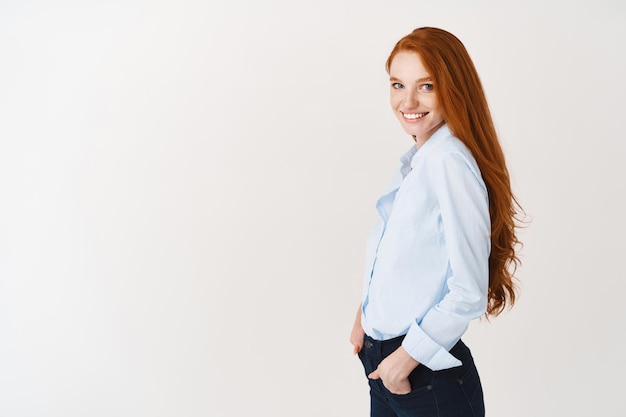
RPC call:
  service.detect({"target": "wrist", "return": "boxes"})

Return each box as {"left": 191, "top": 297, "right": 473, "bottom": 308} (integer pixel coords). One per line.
{"left": 397, "top": 346, "right": 420, "bottom": 372}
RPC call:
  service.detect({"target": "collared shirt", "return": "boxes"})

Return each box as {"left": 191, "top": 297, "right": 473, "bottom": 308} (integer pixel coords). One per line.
{"left": 361, "top": 124, "right": 490, "bottom": 371}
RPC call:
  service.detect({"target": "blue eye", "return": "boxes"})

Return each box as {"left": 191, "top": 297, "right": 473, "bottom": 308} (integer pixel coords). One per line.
{"left": 391, "top": 82, "right": 404, "bottom": 89}
{"left": 420, "top": 83, "right": 434, "bottom": 91}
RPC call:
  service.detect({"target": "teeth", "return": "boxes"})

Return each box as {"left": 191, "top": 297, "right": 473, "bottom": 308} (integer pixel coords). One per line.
{"left": 403, "top": 112, "right": 427, "bottom": 119}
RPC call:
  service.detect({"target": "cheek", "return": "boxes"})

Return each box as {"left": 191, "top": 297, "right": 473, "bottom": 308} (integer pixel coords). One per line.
{"left": 428, "top": 100, "right": 440, "bottom": 112}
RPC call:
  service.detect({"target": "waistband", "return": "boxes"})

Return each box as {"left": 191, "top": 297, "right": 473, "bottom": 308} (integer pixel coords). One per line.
{"left": 363, "top": 333, "right": 405, "bottom": 348}
{"left": 363, "top": 333, "right": 465, "bottom": 355}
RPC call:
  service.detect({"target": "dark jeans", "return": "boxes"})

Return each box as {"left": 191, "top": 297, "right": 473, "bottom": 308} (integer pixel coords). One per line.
{"left": 358, "top": 334, "right": 485, "bottom": 417}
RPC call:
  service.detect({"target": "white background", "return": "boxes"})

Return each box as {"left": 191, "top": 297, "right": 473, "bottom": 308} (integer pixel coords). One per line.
{"left": 1, "top": 1, "right": 625, "bottom": 416}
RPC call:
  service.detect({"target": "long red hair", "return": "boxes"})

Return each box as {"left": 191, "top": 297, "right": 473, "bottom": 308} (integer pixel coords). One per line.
{"left": 386, "top": 27, "right": 523, "bottom": 317}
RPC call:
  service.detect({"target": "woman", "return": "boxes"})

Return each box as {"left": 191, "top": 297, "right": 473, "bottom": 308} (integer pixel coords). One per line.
{"left": 349, "top": 27, "right": 522, "bottom": 417}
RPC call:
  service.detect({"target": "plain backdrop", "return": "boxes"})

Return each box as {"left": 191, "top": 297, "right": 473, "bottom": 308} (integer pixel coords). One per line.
{"left": 1, "top": 1, "right": 625, "bottom": 416}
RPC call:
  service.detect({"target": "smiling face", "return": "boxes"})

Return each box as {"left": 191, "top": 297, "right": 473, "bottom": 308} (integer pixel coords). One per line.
{"left": 389, "top": 51, "right": 445, "bottom": 146}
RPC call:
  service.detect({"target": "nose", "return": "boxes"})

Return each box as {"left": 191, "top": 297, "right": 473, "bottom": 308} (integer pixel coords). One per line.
{"left": 402, "top": 88, "right": 419, "bottom": 108}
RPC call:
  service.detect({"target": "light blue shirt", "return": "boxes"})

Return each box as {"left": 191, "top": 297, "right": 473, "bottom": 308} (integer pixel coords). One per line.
{"left": 361, "top": 124, "right": 490, "bottom": 371}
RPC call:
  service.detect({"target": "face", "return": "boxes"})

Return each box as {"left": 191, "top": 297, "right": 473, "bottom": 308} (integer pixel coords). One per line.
{"left": 388, "top": 51, "right": 445, "bottom": 146}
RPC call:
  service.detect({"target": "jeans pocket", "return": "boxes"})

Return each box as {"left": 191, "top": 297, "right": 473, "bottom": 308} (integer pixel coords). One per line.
{"left": 458, "top": 364, "right": 485, "bottom": 413}
{"left": 386, "top": 382, "right": 436, "bottom": 413}
{"left": 385, "top": 365, "right": 437, "bottom": 412}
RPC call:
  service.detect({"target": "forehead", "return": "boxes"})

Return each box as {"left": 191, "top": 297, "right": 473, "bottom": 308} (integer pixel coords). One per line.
{"left": 389, "top": 51, "right": 430, "bottom": 78}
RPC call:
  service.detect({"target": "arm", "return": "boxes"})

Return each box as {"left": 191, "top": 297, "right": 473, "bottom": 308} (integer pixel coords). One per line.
{"left": 401, "top": 150, "right": 490, "bottom": 369}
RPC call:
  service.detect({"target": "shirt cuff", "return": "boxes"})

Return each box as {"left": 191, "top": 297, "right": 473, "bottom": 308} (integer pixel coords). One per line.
{"left": 402, "top": 322, "right": 462, "bottom": 371}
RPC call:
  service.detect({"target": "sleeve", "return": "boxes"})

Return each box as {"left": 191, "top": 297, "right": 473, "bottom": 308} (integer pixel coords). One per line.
{"left": 401, "top": 149, "right": 490, "bottom": 370}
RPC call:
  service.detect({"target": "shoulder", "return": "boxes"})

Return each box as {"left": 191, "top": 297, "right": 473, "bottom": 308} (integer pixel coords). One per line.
{"left": 427, "top": 133, "right": 484, "bottom": 186}
{"left": 430, "top": 133, "right": 474, "bottom": 163}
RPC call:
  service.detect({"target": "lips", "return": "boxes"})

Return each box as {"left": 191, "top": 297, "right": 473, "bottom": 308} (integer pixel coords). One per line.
{"left": 402, "top": 112, "right": 429, "bottom": 120}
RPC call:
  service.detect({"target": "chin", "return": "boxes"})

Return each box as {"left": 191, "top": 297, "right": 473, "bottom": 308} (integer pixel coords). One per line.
{"left": 404, "top": 128, "right": 425, "bottom": 137}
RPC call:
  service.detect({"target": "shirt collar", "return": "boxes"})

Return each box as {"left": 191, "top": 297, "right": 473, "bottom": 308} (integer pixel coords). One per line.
{"left": 408, "top": 124, "right": 452, "bottom": 169}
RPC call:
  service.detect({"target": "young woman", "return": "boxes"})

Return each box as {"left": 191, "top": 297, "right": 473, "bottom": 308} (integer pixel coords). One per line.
{"left": 349, "top": 27, "right": 522, "bottom": 417}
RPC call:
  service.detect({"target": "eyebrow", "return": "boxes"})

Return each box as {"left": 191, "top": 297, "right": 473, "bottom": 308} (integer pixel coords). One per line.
{"left": 389, "top": 76, "right": 432, "bottom": 83}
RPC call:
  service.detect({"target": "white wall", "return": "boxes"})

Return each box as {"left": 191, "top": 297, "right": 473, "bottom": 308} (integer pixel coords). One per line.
{"left": 1, "top": 1, "right": 624, "bottom": 416}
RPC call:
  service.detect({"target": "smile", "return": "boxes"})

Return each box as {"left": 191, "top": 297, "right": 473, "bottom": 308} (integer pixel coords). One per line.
{"left": 402, "top": 112, "right": 428, "bottom": 120}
